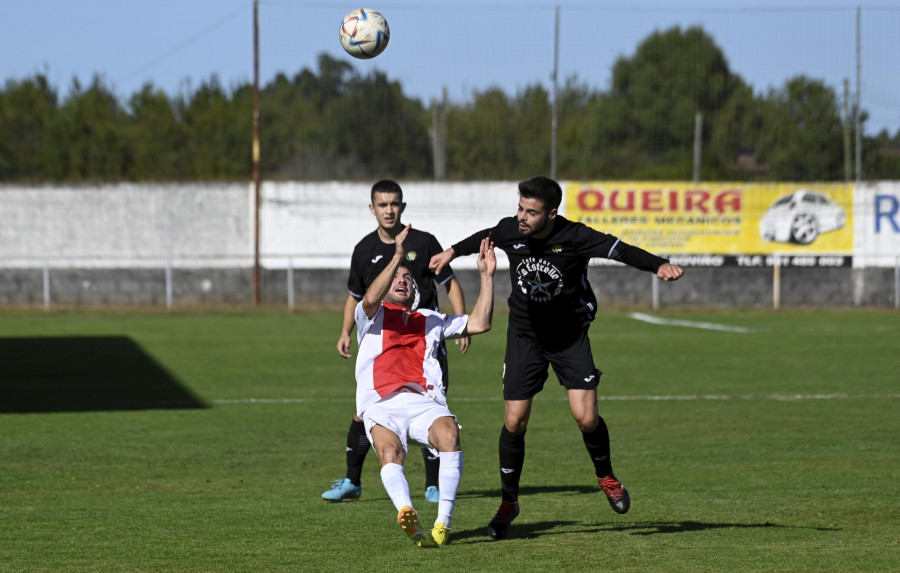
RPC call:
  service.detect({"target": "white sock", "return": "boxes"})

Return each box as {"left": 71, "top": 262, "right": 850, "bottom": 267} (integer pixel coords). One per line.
{"left": 380, "top": 463, "right": 412, "bottom": 512}
{"left": 436, "top": 451, "right": 463, "bottom": 528}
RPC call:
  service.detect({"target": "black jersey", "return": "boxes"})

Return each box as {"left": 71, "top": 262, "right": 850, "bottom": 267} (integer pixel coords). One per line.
{"left": 348, "top": 228, "right": 454, "bottom": 312}
{"left": 452, "top": 215, "right": 668, "bottom": 331}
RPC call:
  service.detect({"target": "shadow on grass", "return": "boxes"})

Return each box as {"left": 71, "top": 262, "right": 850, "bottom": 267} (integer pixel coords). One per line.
{"left": 459, "top": 484, "right": 598, "bottom": 499}
{"left": 453, "top": 484, "right": 840, "bottom": 543}
{"left": 452, "top": 520, "right": 840, "bottom": 544}
{"left": 0, "top": 336, "right": 206, "bottom": 413}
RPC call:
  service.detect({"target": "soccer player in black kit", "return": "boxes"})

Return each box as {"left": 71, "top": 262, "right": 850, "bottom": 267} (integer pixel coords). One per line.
{"left": 323, "top": 179, "right": 469, "bottom": 503}
{"left": 429, "top": 176, "right": 683, "bottom": 540}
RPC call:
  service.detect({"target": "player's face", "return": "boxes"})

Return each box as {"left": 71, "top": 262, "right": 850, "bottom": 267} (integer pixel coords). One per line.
{"left": 369, "top": 191, "right": 405, "bottom": 232}
{"left": 384, "top": 267, "right": 414, "bottom": 307}
{"left": 517, "top": 196, "right": 556, "bottom": 238}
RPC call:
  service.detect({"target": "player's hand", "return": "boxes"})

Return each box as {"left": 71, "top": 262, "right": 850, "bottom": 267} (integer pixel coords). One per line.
{"left": 394, "top": 224, "right": 411, "bottom": 259}
{"left": 336, "top": 333, "right": 353, "bottom": 359}
{"left": 429, "top": 248, "right": 454, "bottom": 275}
{"left": 455, "top": 335, "right": 471, "bottom": 355}
{"left": 476, "top": 238, "right": 496, "bottom": 276}
{"left": 657, "top": 263, "right": 684, "bottom": 282}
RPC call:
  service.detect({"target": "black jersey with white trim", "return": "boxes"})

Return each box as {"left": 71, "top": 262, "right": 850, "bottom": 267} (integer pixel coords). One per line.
{"left": 348, "top": 228, "right": 453, "bottom": 312}
{"left": 451, "top": 216, "right": 668, "bottom": 330}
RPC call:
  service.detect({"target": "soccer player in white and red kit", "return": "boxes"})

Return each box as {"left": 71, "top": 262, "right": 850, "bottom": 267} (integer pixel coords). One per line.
{"left": 324, "top": 180, "right": 468, "bottom": 504}
{"left": 356, "top": 223, "right": 496, "bottom": 547}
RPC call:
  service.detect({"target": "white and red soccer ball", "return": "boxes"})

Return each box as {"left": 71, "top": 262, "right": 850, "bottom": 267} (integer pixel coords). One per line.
{"left": 339, "top": 8, "right": 390, "bottom": 59}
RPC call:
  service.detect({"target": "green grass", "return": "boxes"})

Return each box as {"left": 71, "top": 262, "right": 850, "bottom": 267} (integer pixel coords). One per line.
{"left": 1, "top": 308, "right": 898, "bottom": 572}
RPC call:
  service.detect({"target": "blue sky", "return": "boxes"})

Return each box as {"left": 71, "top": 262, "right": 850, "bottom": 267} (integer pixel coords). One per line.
{"left": 3, "top": 1, "right": 899, "bottom": 135}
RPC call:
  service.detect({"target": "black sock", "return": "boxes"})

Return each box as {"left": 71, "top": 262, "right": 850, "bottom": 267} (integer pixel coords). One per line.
{"left": 345, "top": 419, "right": 370, "bottom": 485}
{"left": 422, "top": 447, "right": 440, "bottom": 489}
{"left": 498, "top": 425, "right": 526, "bottom": 503}
{"left": 582, "top": 416, "right": 613, "bottom": 478}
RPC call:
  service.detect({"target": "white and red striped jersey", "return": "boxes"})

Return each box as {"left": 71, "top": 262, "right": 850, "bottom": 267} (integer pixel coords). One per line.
{"left": 355, "top": 301, "right": 468, "bottom": 417}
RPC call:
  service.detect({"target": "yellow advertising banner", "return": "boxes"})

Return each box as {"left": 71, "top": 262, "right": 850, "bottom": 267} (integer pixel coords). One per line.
{"left": 565, "top": 182, "right": 854, "bottom": 255}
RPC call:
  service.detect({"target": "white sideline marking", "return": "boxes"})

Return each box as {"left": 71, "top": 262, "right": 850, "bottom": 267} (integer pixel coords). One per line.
{"left": 629, "top": 312, "right": 754, "bottom": 333}
{"left": 212, "top": 393, "right": 899, "bottom": 405}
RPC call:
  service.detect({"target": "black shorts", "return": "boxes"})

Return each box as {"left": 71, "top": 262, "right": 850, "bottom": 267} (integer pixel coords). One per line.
{"left": 437, "top": 341, "right": 449, "bottom": 393}
{"left": 502, "top": 322, "right": 601, "bottom": 400}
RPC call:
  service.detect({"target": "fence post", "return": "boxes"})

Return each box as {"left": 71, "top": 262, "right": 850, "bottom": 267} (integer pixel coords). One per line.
{"left": 43, "top": 259, "right": 51, "bottom": 312}
{"left": 772, "top": 255, "right": 781, "bottom": 310}
{"left": 165, "top": 256, "right": 173, "bottom": 311}
{"left": 895, "top": 255, "right": 899, "bottom": 310}
{"left": 287, "top": 257, "right": 295, "bottom": 311}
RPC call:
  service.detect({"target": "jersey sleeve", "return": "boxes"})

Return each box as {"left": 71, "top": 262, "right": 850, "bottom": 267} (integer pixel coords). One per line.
{"left": 451, "top": 227, "right": 493, "bottom": 257}
{"left": 610, "top": 241, "right": 670, "bottom": 273}
{"left": 347, "top": 246, "right": 367, "bottom": 298}
{"left": 578, "top": 223, "right": 669, "bottom": 273}
{"left": 573, "top": 223, "right": 669, "bottom": 272}
{"left": 354, "top": 300, "right": 380, "bottom": 340}
{"left": 441, "top": 313, "right": 469, "bottom": 340}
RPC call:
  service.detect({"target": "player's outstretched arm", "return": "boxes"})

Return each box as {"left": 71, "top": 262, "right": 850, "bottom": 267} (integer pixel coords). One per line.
{"left": 462, "top": 237, "right": 496, "bottom": 336}
{"left": 429, "top": 248, "right": 456, "bottom": 276}
{"left": 361, "top": 224, "right": 410, "bottom": 318}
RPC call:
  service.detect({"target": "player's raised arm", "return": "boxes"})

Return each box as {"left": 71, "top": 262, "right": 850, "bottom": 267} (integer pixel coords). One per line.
{"left": 462, "top": 237, "right": 496, "bottom": 336}
{"left": 361, "top": 224, "right": 410, "bottom": 318}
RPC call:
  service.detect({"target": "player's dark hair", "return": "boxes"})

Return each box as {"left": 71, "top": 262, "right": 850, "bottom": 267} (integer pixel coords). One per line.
{"left": 518, "top": 176, "right": 562, "bottom": 212}
{"left": 371, "top": 179, "right": 403, "bottom": 203}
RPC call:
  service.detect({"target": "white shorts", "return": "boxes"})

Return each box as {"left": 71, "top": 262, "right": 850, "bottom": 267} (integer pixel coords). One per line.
{"left": 362, "top": 388, "right": 458, "bottom": 457}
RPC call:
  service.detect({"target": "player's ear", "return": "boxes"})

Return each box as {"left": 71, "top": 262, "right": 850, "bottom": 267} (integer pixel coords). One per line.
{"left": 369, "top": 203, "right": 376, "bottom": 215}
{"left": 548, "top": 207, "right": 558, "bottom": 220}
{"left": 399, "top": 202, "right": 407, "bottom": 214}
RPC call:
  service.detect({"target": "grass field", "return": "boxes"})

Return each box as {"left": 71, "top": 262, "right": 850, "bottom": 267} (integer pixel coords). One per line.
{"left": 1, "top": 308, "right": 898, "bottom": 572}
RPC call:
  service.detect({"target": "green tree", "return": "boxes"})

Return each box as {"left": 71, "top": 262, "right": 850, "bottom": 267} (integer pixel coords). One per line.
{"left": 53, "top": 75, "right": 129, "bottom": 181}
{"left": 125, "top": 83, "right": 187, "bottom": 180}
{"left": 584, "top": 26, "right": 741, "bottom": 179}
{"left": 756, "top": 76, "right": 844, "bottom": 181}
{"left": 447, "top": 88, "right": 518, "bottom": 179}
{"left": 0, "top": 74, "right": 59, "bottom": 180}
{"left": 180, "top": 75, "right": 249, "bottom": 179}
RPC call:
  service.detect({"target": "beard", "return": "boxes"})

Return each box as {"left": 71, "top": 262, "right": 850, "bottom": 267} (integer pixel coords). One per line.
{"left": 517, "top": 217, "right": 549, "bottom": 237}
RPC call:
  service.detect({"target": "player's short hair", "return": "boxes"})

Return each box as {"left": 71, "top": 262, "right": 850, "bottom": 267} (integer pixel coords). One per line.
{"left": 518, "top": 176, "right": 562, "bottom": 212}
{"left": 371, "top": 179, "right": 403, "bottom": 203}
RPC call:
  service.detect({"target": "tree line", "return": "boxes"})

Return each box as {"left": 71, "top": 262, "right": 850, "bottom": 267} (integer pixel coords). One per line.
{"left": 1, "top": 26, "right": 898, "bottom": 183}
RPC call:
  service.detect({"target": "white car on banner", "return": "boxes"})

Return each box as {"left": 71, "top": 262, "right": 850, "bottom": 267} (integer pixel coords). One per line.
{"left": 759, "top": 190, "right": 846, "bottom": 245}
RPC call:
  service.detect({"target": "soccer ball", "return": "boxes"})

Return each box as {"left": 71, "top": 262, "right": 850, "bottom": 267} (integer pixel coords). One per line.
{"left": 339, "top": 8, "right": 390, "bottom": 59}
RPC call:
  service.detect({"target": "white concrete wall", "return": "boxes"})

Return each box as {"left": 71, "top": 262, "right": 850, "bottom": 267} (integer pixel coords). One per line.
{"left": 1, "top": 183, "right": 251, "bottom": 268}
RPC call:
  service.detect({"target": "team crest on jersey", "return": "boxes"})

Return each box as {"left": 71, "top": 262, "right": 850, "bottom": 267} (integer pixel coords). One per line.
{"left": 515, "top": 257, "right": 563, "bottom": 302}
{"left": 551, "top": 244, "right": 563, "bottom": 254}
{"left": 405, "top": 251, "right": 417, "bottom": 261}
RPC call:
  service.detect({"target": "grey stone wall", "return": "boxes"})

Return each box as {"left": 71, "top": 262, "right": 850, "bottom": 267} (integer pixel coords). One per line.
{"left": 2, "top": 266, "right": 896, "bottom": 309}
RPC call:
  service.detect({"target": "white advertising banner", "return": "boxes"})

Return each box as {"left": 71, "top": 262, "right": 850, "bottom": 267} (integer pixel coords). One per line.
{"left": 853, "top": 182, "right": 900, "bottom": 267}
